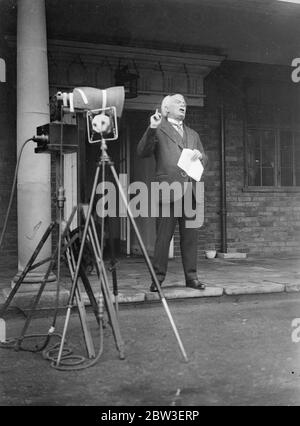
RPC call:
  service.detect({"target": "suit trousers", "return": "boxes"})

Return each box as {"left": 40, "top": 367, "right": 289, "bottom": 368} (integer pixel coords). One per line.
{"left": 152, "top": 194, "right": 198, "bottom": 283}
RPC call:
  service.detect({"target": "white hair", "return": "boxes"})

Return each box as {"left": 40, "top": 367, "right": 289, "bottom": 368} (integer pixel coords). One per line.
{"left": 161, "top": 95, "right": 171, "bottom": 117}
{"left": 160, "top": 94, "right": 185, "bottom": 117}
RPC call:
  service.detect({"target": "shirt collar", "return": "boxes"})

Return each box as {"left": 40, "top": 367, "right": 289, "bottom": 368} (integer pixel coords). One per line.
{"left": 167, "top": 117, "right": 183, "bottom": 127}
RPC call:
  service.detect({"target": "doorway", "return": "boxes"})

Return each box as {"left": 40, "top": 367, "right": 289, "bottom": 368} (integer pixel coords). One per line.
{"left": 126, "top": 110, "right": 156, "bottom": 256}
{"left": 83, "top": 109, "right": 173, "bottom": 258}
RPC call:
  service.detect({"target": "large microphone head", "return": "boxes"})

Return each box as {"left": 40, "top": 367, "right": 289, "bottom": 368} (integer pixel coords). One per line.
{"left": 54, "top": 86, "right": 125, "bottom": 118}
{"left": 73, "top": 87, "right": 125, "bottom": 117}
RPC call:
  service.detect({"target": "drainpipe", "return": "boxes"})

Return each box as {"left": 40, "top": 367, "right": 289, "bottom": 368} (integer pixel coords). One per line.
{"left": 220, "top": 103, "right": 227, "bottom": 253}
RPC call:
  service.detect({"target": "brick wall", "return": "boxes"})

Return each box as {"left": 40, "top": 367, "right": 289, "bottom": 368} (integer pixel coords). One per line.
{"left": 173, "top": 105, "right": 222, "bottom": 258}
{"left": 173, "top": 61, "right": 300, "bottom": 258}
{"left": 1, "top": 55, "right": 300, "bottom": 262}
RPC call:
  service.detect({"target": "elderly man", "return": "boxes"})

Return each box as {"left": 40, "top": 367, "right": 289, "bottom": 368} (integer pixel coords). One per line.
{"left": 137, "top": 93, "right": 208, "bottom": 292}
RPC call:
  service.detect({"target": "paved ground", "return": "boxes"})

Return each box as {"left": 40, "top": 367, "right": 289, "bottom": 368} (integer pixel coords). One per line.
{"left": 1, "top": 293, "right": 300, "bottom": 406}
{"left": 1, "top": 254, "right": 300, "bottom": 311}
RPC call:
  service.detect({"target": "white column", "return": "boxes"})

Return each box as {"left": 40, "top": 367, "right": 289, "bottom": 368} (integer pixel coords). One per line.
{"left": 14, "top": 0, "right": 53, "bottom": 284}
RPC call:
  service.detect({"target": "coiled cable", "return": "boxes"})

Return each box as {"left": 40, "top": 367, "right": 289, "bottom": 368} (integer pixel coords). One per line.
{"left": 0, "top": 136, "right": 107, "bottom": 370}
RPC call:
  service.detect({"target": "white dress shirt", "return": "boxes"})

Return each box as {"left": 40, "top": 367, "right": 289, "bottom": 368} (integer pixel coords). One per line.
{"left": 168, "top": 117, "right": 184, "bottom": 137}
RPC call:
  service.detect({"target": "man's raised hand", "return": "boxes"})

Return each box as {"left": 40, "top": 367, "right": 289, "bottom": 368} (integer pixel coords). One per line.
{"left": 150, "top": 109, "right": 162, "bottom": 128}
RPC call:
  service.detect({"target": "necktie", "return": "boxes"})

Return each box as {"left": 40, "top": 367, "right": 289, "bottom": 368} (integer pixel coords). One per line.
{"left": 173, "top": 123, "right": 183, "bottom": 138}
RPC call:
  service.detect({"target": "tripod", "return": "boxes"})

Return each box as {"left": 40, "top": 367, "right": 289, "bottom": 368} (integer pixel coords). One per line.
{"left": 56, "top": 138, "right": 188, "bottom": 365}
{"left": 0, "top": 186, "right": 102, "bottom": 359}
{"left": 1, "top": 136, "right": 188, "bottom": 367}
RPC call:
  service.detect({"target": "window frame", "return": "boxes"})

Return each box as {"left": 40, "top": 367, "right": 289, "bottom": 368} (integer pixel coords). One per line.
{"left": 244, "top": 78, "right": 300, "bottom": 192}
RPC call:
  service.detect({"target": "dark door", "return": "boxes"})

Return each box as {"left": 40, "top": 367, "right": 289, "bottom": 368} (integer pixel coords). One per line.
{"left": 84, "top": 109, "right": 156, "bottom": 257}
{"left": 127, "top": 110, "right": 156, "bottom": 256}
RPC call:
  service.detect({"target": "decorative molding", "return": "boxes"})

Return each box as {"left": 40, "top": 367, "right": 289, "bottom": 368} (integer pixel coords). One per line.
{"left": 67, "top": 55, "right": 88, "bottom": 86}
{"left": 6, "top": 35, "right": 225, "bottom": 107}
{"left": 45, "top": 39, "right": 225, "bottom": 109}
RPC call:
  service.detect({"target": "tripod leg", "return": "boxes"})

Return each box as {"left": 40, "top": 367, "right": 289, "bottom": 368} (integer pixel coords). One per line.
{"left": 15, "top": 254, "right": 57, "bottom": 350}
{"left": 88, "top": 216, "right": 125, "bottom": 359}
{"left": 79, "top": 266, "right": 100, "bottom": 324}
{"left": 66, "top": 238, "right": 96, "bottom": 358}
{"left": 0, "top": 222, "right": 56, "bottom": 317}
{"left": 15, "top": 215, "right": 77, "bottom": 349}
{"left": 7, "top": 209, "right": 79, "bottom": 349}
{"left": 65, "top": 240, "right": 96, "bottom": 358}
{"left": 56, "top": 165, "right": 101, "bottom": 366}
{"left": 74, "top": 288, "right": 96, "bottom": 358}
{"left": 110, "top": 164, "right": 188, "bottom": 362}
{"left": 64, "top": 229, "right": 99, "bottom": 323}
{"left": 107, "top": 216, "right": 119, "bottom": 317}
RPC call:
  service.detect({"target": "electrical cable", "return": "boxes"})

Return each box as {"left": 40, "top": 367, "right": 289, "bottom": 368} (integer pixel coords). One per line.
{"left": 44, "top": 317, "right": 104, "bottom": 371}
{"left": 0, "top": 326, "right": 104, "bottom": 371}
{"left": 0, "top": 138, "right": 32, "bottom": 251}
{"left": 0, "top": 121, "right": 115, "bottom": 370}
{"left": 44, "top": 108, "right": 65, "bottom": 352}
{"left": 45, "top": 118, "right": 108, "bottom": 370}
{"left": 45, "top": 124, "right": 110, "bottom": 370}
{"left": 0, "top": 117, "right": 66, "bottom": 355}
{"left": 39, "top": 107, "right": 106, "bottom": 370}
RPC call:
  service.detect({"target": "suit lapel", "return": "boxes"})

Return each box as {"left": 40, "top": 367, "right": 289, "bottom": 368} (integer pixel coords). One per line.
{"left": 182, "top": 126, "right": 188, "bottom": 149}
{"left": 183, "top": 125, "right": 195, "bottom": 150}
{"left": 160, "top": 118, "right": 184, "bottom": 150}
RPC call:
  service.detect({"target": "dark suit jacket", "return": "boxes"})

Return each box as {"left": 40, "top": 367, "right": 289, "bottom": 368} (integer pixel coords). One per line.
{"left": 137, "top": 117, "right": 208, "bottom": 202}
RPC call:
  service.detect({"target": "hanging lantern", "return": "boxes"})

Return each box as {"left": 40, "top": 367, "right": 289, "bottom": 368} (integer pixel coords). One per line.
{"left": 115, "top": 64, "right": 139, "bottom": 99}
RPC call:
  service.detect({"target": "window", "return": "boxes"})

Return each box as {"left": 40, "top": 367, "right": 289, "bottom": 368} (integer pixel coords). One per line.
{"left": 245, "top": 79, "right": 300, "bottom": 189}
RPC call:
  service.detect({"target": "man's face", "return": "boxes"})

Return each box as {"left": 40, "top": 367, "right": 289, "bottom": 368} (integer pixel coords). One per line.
{"left": 166, "top": 94, "right": 186, "bottom": 121}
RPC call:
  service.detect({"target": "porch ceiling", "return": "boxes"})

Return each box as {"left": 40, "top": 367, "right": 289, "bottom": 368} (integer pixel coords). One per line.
{"left": 1, "top": 0, "right": 300, "bottom": 66}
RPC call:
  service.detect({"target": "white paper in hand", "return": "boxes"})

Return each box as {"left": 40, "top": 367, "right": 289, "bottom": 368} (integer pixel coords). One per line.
{"left": 177, "top": 149, "right": 204, "bottom": 181}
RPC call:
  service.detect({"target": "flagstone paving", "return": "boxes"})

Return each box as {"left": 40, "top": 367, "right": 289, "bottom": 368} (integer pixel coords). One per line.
{"left": 0, "top": 254, "right": 299, "bottom": 312}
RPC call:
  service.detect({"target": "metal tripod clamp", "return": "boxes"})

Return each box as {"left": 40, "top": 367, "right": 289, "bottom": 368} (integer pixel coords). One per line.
{"left": 57, "top": 186, "right": 66, "bottom": 210}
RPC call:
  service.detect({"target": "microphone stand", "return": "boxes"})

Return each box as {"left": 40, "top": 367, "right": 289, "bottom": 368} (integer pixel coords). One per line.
{"left": 56, "top": 137, "right": 188, "bottom": 365}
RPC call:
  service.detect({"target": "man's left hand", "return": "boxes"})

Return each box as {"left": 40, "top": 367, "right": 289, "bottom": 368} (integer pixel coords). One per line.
{"left": 191, "top": 149, "right": 203, "bottom": 161}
